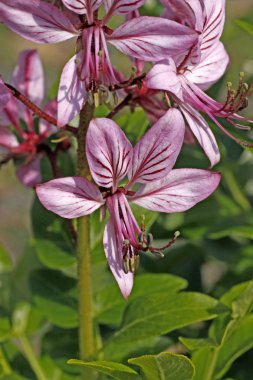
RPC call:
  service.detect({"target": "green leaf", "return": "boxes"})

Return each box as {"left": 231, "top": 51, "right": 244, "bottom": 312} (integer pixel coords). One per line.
{"left": 30, "top": 269, "right": 78, "bottom": 328}
{"left": 35, "top": 239, "right": 76, "bottom": 270}
{"left": 68, "top": 359, "right": 140, "bottom": 380}
{"left": 129, "top": 353, "right": 195, "bottom": 380}
{"left": 0, "top": 318, "right": 11, "bottom": 343}
{"left": 231, "top": 281, "right": 253, "bottom": 319}
{"left": 179, "top": 337, "right": 218, "bottom": 351}
{"left": 95, "top": 274, "right": 187, "bottom": 326}
{"left": 12, "top": 302, "right": 31, "bottom": 335}
{"left": 104, "top": 291, "right": 219, "bottom": 360}
{"left": 235, "top": 20, "right": 253, "bottom": 36}
{"left": 208, "top": 226, "right": 253, "bottom": 240}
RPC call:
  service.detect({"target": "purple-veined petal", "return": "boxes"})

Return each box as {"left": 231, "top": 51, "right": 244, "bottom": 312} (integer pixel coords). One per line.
{"left": 16, "top": 155, "right": 42, "bottom": 187}
{"left": 86, "top": 118, "right": 132, "bottom": 190}
{"left": 0, "top": 79, "right": 19, "bottom": 127}
{"left": 57, "top": 54, "right": 87, "bottom": 126}
{"left": 201, "top": 0, "right": 225, "bottom": 52}
{"left": 0, "top": 0, "right": 78, "bottom": 44}
{"left": 127, "top": 108, "right": 185, "bottom": 186}
{"left": 104, "top": 0, "right": 144, "bottom": 18}
{"left": 12, "top": 50, "right": 44, "bottom": 108}
{"left": 39, "top": 99, "right": 58, "bottom": 137}
{"left": 0, "top": 79, "right": 11, "bottom": 109}
{"left": 144, "top": 60, "right": 183, "bottom": 100}
{"left": 107, "top": 16, "right": 198, "bottom": 61}
{"left": 180, "top": 103, "right": 220, "bottom": 167}
{"left": 185, "top": 41, "right": 229, "bottom": 91}
{"left": 161, "top": 0, "right": 196, "bottom": 28}
{"left": 62, "top": 0, "right": 102, "bottom": 14}
{"left": 0, "top": 126, "right": 19, "bottom": 149}
{"left": 36, "top": 176, "right": 104, "bottom": 218}
{"left": 103, "top": 217, "right": 134, "bottom": 299}
{"left": 132, "top": 168, "right": 221, "bottom": 212}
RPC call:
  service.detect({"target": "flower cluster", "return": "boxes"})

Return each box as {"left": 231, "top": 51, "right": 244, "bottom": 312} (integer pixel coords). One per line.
{"left": 0, "top": 0, "right": 252, "bottom": 296}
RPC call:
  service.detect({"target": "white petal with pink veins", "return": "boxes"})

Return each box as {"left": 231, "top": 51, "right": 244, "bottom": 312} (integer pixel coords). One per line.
{"left": 86, "top": 118, "right": 132, "bottom": 190}
{"left": 36, "top": 177, "right": 104, "bottom": 218}
{"left": 132, "top": 169, "right": 221, "bottom": 213}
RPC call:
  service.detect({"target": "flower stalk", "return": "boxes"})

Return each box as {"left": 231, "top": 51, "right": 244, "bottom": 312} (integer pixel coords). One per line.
{"left": 76, "top": 103, "right": 96, "bottom": 379}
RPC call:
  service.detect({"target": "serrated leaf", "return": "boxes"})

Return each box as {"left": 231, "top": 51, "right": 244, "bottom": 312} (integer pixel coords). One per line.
{"left": 104, "top": 292, "right": 218, "bottom": 360}
{"left": 95, "top": 274, "right": 187, "bottom": 326}
{"left": 68, "top": 359, "right": 140, "bottom": 380}
{"left": 129, "top": 353, "right": 195, "bottom": 380}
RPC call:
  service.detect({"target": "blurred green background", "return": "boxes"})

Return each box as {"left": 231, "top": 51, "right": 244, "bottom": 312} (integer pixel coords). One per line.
{"left": 0, "top": 0, "right": 253, "bottom": 269}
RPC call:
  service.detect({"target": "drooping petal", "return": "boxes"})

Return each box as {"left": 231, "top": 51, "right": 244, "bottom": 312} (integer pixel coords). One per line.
{"left": 127, "top": 108, "right": 185, "bottom": 185}
{"left": 107, "top": 16, "right": 198, "bottom": 61}
{"left": 39, "top": 99, "right": 58, "bottom": 137}
{"left": 0, "top": 0, "right": 78, "bottom": 44}
{"left": 16, "top": 155, "right": 42, "bottom": 187}
{"left": 36, "top": 176, "right": 104, "bottom": 218}
{"left": 104, "top": 0, "right": 144, "bottom": 18}
{"left": 144, "top": 60, "right": 183, "bottom": 100}
{"left": 0, "top": 126, "right": 19, "bottom": 149}
{"left": 180, "top": 104, "right": 220, "bottom": 167}
{"left": 62, "top": 0, "right": 102, "bottom": 15}
{"left": 86, "top": 118, "right": 132, "bottom": 189}
{"left": 57, "top": 54, "right": 87, "bottom": 126}
{"left": 103, "top": 217, "right": 134, "bottom": 299}
{"left": 132, "top": 168, "right": 221, "bottom": 212}
{"left": 185, "top": 41, "right": 229, "bottom": 91}
{"left": 12, "top": 50, "right": 44, "bottom": 108}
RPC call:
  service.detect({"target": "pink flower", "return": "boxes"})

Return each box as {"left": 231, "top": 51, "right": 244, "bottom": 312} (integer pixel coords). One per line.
{"left": 144, "top": 0, "right": 253, "bottom": 167}
{"left": 36, "top": 109, "right": 221, "bottom": 298}
{"left": 0, "top": 0, "right": 198, "bottom": 126}
{"left": 0, "top": 50, "right": 57, "bottom": 187}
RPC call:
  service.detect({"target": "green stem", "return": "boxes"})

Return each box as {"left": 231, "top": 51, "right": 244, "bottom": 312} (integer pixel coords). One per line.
{"left": 77, "top": 103, "right": 97, "bottom": 379}
{"left": 0, "top": 346, "right": 12, "bottom": 375}
{"left": 204, "top": 347, "right": 219, "bottom": 380}
{"left": 18, "top": 334, "right": 47, "bottom": 380}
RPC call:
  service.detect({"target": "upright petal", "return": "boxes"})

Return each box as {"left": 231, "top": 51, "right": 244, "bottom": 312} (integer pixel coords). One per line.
{"left": 36, "top": 177, "right": 104, "bottom": 218}
{"left": 104, "top": 0, "right": 144, "bottom": 17}
{"left": 127, "top": 108, "right": 185, "bottom": 185}
{"left": 86, "top": 118, "right": 132, "bottom": 190}
{"left": 16, "top": 155, "right": 42, "bottom": 187}
{"left": 0, "top": 0, "right": 78, "bottom": 44}
{"left": 103, "top": 218, "right": 134, "bottom": 299}
{"left": 201, "top": 0, "right": 225, "bottom": 51}
{"left": 132, "top": 168, "right": 221, "bottom": 212}
{"left": 144, "top": 61, "right": 183, "bottom": 100}
{"left": 180, "top": 104, "right": 220, "bottom": 167}
{"left": 57, "top": 54, "right": 87, "bottom": 126}
{"left": 0, "top": 126, "right": 19, "bottom": 149}
{"left": 62, "top": 0, "right": 102, "bottom": 15}
{"left": 185, "top": 41, "right": 229, "bottom": 91}
{"left": 107, "top": 16, "right": 198, "bottom": 61}
{"left": 12, "top": 50, "right": 44, "bottom": 110}
{"left": 161, "top": 0, "right": 196, "bottom": 28}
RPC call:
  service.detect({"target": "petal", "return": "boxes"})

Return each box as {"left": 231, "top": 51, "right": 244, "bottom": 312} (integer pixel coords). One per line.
{"left": 0, "top": 126, "right": 19, "bottom": 149}
{"left": 201, "top": 0, "right": 225, "bottom": 51}
{"left": 180, "top": 104, "right": 220, "bottom": 167}
{"left": 36, "top": 177, "right": 104, "bottom": 218}
{"left": 107, "top": 16, "right": 198, "bottom": 61}
{"left": 62, "top": 0, "right": 102, "bottom": 14}
{"left": 57, "top": 54, "right": 87, "bottom": 126}
{"left": 86, "top": 118, "right": 132, "bottom": 189}
{"left": 132, "top": 168, "right": 221, "bottom": 213}
{"left": 0, "top": 0, "right": 78, "bottom": 44}
{"left": 0, "top": 79, "right": 11, "bottom": 109}
{"left": 161, "top": 0, "right": 196, "bottom": 29}
{"left": 16, "top": 155, "right": 42, "bottom": 187}
{"left": 12, "top": 50, "right": 44, "bottom": 110}
{"left": 104, "top": 0, "right": 144, "bottom": 16}
{"left": 0, "top": 79, "right": 18, "bottom": 126}
{"left": 144, "top": 61, "right": 183, "bottom": 100}
{"left": 128, "top": 108, "right": 185, "bottom": 185}
{"left": 39, "top": 99, "right": 58, "bottom": 136}
{"left": 103, "top": 218, "right": 134, "bottom": 299}
{"left": 185, "top": 42, "right": 229, "bottom": 91}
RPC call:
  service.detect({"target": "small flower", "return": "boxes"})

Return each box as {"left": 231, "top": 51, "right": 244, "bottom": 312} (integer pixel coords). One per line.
{"left": 36, "top": 109, "right": 221, "bottom": 298}
{"left": 144, "top": 0, "right": 253, "bottom": 167}
{"left": 0, "top": 0, "right": 198, "bottom": 126}
{"left": 0, "top": 50, "right": 57, "bottom": 187}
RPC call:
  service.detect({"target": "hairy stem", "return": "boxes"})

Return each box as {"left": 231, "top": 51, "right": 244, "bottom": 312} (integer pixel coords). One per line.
{"left": 18, "top": 334, "right": 47, "bottom": 380}
{"left": 77, "top": 103, "right": 96, "bottom": 379}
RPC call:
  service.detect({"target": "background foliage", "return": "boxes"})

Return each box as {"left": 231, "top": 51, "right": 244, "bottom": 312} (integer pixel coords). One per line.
{"left": 0, "top": 0, "right": 253, "bottom": 379}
